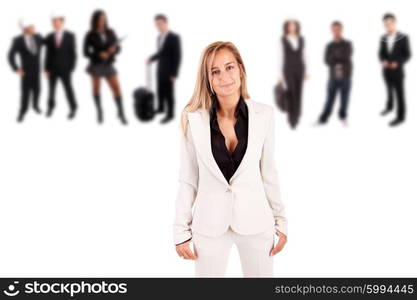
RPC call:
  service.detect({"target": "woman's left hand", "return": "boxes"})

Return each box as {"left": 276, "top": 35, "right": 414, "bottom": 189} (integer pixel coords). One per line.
{"left": 108, "top": 46, "right": 117, "bottom": 54}
{"left": 100, "top": 51, "right": 110, "bottom": 59}
{"left": 269, "top": 231, "right": 287, "bottom": 256}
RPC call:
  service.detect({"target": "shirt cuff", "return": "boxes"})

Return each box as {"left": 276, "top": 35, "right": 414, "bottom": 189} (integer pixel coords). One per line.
{"left": 174, "top": 231, "right": 192, "bottom": 246}
{"left": 275, "top": 222, "right": 288, "bottom": 237}
{"left": 175, "top": 237, "right": 192, "bottom": 246}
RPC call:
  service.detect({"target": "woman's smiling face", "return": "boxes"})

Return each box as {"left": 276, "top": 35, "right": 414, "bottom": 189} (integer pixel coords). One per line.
{"left": 209, "top": 48, "right": 241, "bottom": 97}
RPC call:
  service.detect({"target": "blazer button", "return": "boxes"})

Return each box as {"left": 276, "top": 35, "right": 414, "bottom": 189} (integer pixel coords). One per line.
{"left": 226, "top": 188, "right": 232, "bottom": 193}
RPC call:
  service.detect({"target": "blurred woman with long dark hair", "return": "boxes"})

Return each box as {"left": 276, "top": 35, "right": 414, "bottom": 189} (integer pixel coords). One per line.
{"left": 83, "top": 10, "right": 127, "bottom": 125}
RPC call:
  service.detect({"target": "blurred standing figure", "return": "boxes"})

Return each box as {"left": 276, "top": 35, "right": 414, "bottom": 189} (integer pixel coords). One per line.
{"left": 84, "top": 9, "right": 127, "bottom": 125}
{"left": 8, "top": 19, "right": 43, "bottom": 122}
{"left": 379, "top": 13, "right": 411, "bottom": 127}
{"left": 317, "top": 21, "right": 353, "bottom": 126}
{"left": 277, "top": 19, "right": 308, "bottom": 129}
{"left": 147, "top": 14, "right": 182, "bottom": 124}
{"left": 44, "top": 12, "right": 77, "bottom": 119}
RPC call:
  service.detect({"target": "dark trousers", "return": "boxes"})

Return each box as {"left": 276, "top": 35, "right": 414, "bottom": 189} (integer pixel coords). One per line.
{"left": 285, "top": 71, "right": 304, "bottom": 128}
{"left": 383, "top": 69, "right": 405, "bottom": 121}
{"left": 157, "top": 77, "right": 174, "bottom": 118}
{"left": 319, "top": 77, "right": 351, "bottom": 123}
{"left": 19, "top": 74, "right": 40, "bottom": 118}
{"left": 48, "top": 72, "right": 77, "bottom": 112}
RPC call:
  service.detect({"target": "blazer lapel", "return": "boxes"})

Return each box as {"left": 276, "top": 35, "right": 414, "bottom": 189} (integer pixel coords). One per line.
{"left": 188, "top": 99, "right": 261, "bottom": 186}
{"left": 189, "top": 107, "right": 229, "bottom": 186}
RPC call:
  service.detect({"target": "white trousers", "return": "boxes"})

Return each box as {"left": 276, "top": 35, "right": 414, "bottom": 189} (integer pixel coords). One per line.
{"left": 192, "top": 226, "right": 276, "bottom": 277}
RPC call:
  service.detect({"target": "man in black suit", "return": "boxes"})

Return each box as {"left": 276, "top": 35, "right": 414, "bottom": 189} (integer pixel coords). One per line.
{"left": 44, "top": 14, "right": 77, "bottom": 119}
{"left": 147, "top": 14, "right": 182, "bottom": 124}
{"left": 379, "top": 13, "right": 411, "bottom": 127}
{"left": 8, "top": 19, "right": 43, "bottom": 122}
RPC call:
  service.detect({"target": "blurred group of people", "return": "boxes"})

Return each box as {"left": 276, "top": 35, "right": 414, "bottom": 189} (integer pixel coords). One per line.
{"left": 277, "top": 13, "right": 411, "bottom": 128}
{"left": 8, "top": 10, "right": 181, "bottom": 125}
{"left": 8, "top": 11, "right": 411, "bottom": 128}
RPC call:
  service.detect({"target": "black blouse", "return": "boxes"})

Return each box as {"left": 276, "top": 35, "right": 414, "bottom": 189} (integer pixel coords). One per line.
{"left": 210, "top": 95, "right": 249, "bottom": 184}
{"left": 175, "top": 96, "right": 249, "bottom": 246}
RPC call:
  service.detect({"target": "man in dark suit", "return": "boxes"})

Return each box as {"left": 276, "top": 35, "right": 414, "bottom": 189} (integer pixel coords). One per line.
{"left": 8, "top": 19, "right": 43, "bottom": 122}
{"left": 379, "top": 13, "right": 411, "bottom": 127}
{"left": 147, "top": 14, "right": 182, "bottom": 124}
{"left": 44, "top": 14, "right": 77, "bottom": 119}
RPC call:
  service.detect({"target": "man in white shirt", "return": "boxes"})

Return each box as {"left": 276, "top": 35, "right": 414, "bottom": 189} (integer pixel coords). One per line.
{"left": 378, "top": 13, "right": 411, "bottom": 126}
{"left": 44, "top": 13, "right": 78, "bottom": 119}
{"left": 8, "top": 18, "right": 43, "bottom": 122}
{"left": 147, "top": 14, "right": 182, "bottom": 124}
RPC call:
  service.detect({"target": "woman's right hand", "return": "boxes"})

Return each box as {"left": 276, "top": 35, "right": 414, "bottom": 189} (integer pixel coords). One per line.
{"left": 175, "top": 240, "right": 197, "bottom": 260}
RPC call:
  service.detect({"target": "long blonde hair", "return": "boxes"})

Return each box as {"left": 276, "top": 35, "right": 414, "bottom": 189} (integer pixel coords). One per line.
{"left": 180, "top": 41, "right": 250, "bottom": 136}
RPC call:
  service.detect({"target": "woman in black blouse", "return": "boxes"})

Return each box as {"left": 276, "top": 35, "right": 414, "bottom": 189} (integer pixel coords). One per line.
{"left": 173, "top": 41, "right": 288, "bottom": 277}
{"left": 84, "top": 10, "right": 127, "bottom": 125}
{"left": 209, "top": 94, "right": 248, "bottom": 183}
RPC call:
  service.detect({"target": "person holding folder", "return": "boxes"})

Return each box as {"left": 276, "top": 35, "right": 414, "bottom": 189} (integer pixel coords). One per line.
{"left": 83, "top": 9, "right": 127, "bottom": 125}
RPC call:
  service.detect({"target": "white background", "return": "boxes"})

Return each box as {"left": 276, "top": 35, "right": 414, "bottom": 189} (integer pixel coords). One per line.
{"left": 0, "top": 0, "right": 416, "bottom": 277}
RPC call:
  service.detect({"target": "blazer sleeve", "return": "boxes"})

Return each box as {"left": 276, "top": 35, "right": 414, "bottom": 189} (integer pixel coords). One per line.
{"left": 324, "top": 43, "right": 332, "bottom": 66}
{"left": 260, "top": 108, "right": 288, "bottom": 236}
{"left": 173, "top": 117, "right": 199, "bottom": 245}
{"left": 171, "top": 34, "right": 182, "bottom": 77}
{"left": 398, "top": 35, "right": 411, "bottom": 65}
{"left": 44, "top": 36, "right": 51, "bottom": 72}
{"left": 277, "top": 38, "right": 287, "bottom": 89}
{"left": 70, "top": 33, "right": 77, "bottom": 71}
{"left": 83, "top": 33, "right": 93, "bottom": 59}
{"left": 8, "top": 37, "right": 19, "bottom": 72}
{"left": 378, "top": 36, "right": 386, "bottom": 61}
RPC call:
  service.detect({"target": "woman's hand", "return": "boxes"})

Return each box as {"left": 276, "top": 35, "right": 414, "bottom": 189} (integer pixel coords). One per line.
{"left": 269, "top": 231, "right": 287, "bottom": 256}
{"left": 175, "top": 240, "right": 197, "bottom": 260}
{"left": 108, "top": 46, "right": 117, "bottom": 54}
{"left": 382, "top": 60, "right": 390, "bottom": 68}
{"left": 390, "top": 62, "right": 398, "bottom": 69}
{"left": 100, "top": 51, "right": 110, "bottom": 59}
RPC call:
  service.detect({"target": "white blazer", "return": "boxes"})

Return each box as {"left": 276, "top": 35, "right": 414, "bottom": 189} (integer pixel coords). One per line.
{"left": 173, "top": 98, "right": 287, "bottom": 245}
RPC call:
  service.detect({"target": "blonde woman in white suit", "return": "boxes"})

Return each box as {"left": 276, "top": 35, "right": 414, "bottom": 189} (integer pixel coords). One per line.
{"left": 174, "top": 41, "right": 288, "bottom": 277}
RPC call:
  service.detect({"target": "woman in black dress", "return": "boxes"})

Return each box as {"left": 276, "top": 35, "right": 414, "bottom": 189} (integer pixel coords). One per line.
{"left": 84, "top": 10, "right": 127, "bottom": 125}
{"left": 277, "top": 20, "right": 308, "bottom": 129}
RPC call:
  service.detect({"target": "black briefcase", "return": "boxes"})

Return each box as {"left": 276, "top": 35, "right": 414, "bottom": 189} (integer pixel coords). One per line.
{"left": 273, "top": 82, "right": 288, "bottom": 112}
{"left": 133, "top": 65, "right": 155, "bottom": 121}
